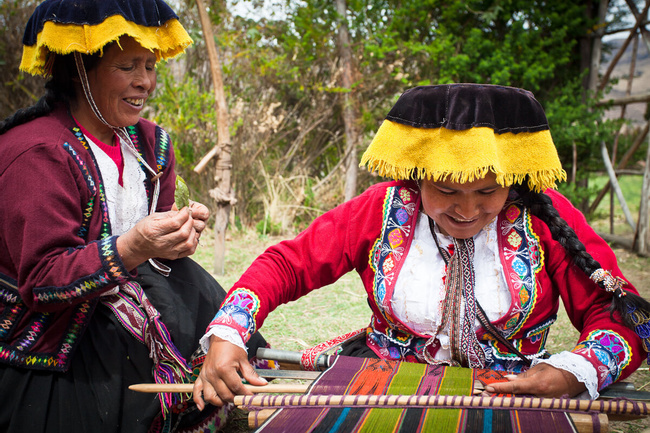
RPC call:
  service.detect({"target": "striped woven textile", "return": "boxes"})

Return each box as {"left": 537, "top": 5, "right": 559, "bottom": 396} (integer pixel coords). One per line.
{"left": 249, "top": 356, "right": 592, "bottom": 432}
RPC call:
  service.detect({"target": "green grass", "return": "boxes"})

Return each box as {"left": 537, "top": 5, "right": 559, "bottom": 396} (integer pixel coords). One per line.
{"left": 193, "top": 230, "right": 369, "bottom": 352}
{"left": 588, "top": 174, "right": 644, "bottom": 237}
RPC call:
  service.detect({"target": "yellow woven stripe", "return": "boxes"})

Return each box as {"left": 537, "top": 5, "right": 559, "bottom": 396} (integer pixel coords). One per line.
{"left": 21, "top": 15, "right": 192, "bottom": 76}
{"left": 360, "top": 120, "right": 566, "bottom": 192}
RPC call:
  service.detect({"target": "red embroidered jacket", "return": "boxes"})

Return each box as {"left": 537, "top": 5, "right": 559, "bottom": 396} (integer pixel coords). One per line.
{"left": 0, "top": 105, "right": 176, "bottom": 371}
{"left": 209, "top": 180, "right": 644, "bottom": 390}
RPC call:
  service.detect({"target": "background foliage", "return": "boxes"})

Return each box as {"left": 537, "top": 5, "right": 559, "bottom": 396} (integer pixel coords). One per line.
{"left": 1, "top": 0, "right": 645, "bottom": 233}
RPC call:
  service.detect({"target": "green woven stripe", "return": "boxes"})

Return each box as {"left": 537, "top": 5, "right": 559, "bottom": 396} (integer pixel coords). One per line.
{"left": 418, "top": 366, "right": 473, "bottom": 433}
{"left": 438, "top": 366, "right": 473, "bottom": 396}
{"left": 387, "top": 361, "right": 427, "bottom": 394}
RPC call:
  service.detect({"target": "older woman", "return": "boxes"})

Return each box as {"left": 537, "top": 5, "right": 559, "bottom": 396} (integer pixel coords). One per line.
{"left": 0, "top": 1, "right": 267, "bottom": 432}
{"left": 194, "top": 84, "right": 649, "bottom": 409}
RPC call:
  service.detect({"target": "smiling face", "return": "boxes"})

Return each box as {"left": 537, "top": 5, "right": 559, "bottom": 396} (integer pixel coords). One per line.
{"left": 420, "top": 172, "right": 510, "bottom": 239}
{"left": 72, "top": 36, "right": 157, "bottom": 143}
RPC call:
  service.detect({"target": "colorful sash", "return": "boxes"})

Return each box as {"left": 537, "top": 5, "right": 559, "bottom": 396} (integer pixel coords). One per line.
{"left": 102, "top": 281, "right": 191, "bottom": 414}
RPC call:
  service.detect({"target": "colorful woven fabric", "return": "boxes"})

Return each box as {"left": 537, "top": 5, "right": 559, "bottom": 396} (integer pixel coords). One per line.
{"left": 250, "top": 356, "right": 590, "bottom": 432}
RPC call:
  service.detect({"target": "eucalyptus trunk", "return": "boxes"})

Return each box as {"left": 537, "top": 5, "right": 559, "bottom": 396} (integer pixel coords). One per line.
{"left": 195, "top": 0, "right": 232, "bottom": 275}
{"left": 336, "top": 0, "right": 362, "bottom": 202}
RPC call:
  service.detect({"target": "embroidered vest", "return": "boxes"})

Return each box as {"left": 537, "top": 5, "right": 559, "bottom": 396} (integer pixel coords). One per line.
{"left": 365, "top": 186, "right": 554, "bottom": 372}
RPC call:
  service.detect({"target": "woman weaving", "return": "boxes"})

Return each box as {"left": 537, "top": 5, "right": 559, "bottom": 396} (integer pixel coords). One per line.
{"left": 193, "top": 84, "right": 650, "bottom": 408}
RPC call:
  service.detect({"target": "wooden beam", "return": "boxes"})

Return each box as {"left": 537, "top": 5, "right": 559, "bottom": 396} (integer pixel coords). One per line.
{"left": 597, "top": 93, "right": 650, "bottom": 106}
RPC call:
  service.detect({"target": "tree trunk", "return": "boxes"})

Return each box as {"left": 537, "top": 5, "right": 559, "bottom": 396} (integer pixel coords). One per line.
{"left": 196, "top": 0, "right": 233, "bottom": 275}
{"left": 336, "top": 0, "right": 362, "bottom": 202}
{"left": 588, "top": 0, "right": 608, "bottom": 92}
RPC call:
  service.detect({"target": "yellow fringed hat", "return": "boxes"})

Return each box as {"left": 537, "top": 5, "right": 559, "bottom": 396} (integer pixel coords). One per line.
{"left": 20, "top": 0, "right": 193, "bottom": 77}
{"left": 360, "top": 84, "right": 567, "bottom": 192}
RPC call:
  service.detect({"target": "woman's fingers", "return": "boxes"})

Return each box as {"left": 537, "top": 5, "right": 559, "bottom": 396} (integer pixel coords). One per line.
{"left": 193, "top": 376, "right": 207, "bottom": 410}
{"left": 484, "top": 364, "right": 586, "bottom": 398}
{"left": 195, "top": 338, "right": 255, "bottom": 407}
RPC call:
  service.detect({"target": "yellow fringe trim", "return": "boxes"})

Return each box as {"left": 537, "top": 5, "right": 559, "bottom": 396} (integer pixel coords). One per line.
{"left": 20, "top": 15, "right": 192, "bottom": 76}
{"left": 360, "top": 120, "right": 567, "bottom": 193}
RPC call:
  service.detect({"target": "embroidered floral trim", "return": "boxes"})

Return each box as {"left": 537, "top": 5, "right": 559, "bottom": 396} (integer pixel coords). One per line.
{"left": 207, "top": 288, "right": 260, "bottom": 343}
{"left": 498, "top": 199, "right": 542, "bottom": 337}
{"left": 154, "top": 126, "right": 171, "bottom": 172}
{"left": 524, "top": 314, "right": 557, "bottom": 344}
{"left": 370, "top": 186, "right": 417, "bottom": 328}
{"left": 572, "top": 329, "right": 632, "bottom": 390}
{"left": 367, "top": 329, "right": 422, "bottom": 362}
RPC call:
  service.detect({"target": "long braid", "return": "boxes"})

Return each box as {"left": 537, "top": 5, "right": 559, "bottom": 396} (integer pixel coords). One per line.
{"left": 514, "top": 185, "right": 601, "bottom": 277}
{"left": 514, "top": 184, "right": 650, "bottom": 359}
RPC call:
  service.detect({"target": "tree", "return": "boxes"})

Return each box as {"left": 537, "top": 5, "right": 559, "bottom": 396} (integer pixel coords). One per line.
{"left": 336, "top": 0, "right": 363, "bottom": 202}
{"left": 193, "top": 0, "right": 235, "bottom": 275}
{"left": 0, "top": 0, "right": 43, "bottom": 120}
{"left": 146, "top": 0, "right": 634, "bottom": 235}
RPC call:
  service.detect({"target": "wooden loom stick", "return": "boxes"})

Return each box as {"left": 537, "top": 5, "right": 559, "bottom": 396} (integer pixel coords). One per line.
{"left": 234, "top": 393, "right": 650, "bottom": 417}
{"left": 128, "top": 383, "right": 309, "bottom": 394}
{"left": 130, "top": 381, "right": 486, "bottom": 395}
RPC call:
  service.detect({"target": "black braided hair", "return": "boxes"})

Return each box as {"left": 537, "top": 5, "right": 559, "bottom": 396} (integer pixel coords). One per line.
{"left": 0, "top": 52, "right": 102, "bottom": 135}
{"left": 513, "top": 183, "right": 650, "bottom": 354}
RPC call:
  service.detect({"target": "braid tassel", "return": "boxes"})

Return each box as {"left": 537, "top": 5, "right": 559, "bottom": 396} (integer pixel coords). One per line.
{"left": 591, "top": 269, "right": 650, "bottom": 363}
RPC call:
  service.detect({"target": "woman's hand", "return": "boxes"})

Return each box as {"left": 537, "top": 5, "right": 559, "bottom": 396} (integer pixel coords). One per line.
{"left": 188, "top": 200, "right": 209, "bottom": 237}
{"left": 193, "top": 336, "right": 268, "bottom": 409}
{"left": 116, "top": 207, "right": 199, "bottom": 270}
{"left": 485, "top": 363, "right": 587, "bottom": 398}
{"left": 172, "top": 200, "right": 209, "bottom": 238}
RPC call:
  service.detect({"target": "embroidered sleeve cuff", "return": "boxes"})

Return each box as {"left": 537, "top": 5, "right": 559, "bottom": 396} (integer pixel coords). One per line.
{"left": 572, "top": 329, "right": 632, "bottom": 390}
{"left": 98, "top": 236, "right": 131, "bottom": 284}
{"left": 532, "top": 351, "right": 599, "bottom": 399}
{"left": 199, "top": 325, "right": 248, "bottom": 354}
{"left": 204, "top": 288, "right": 261, "bottom": 344}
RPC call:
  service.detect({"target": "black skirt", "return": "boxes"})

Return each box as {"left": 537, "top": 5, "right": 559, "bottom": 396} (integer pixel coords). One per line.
{"left": 0, "top": 258, "right": 268, "bottom": 433}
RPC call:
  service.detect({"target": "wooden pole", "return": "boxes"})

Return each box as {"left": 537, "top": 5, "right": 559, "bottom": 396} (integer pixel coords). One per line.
{"left": 589, "top": 0, "right": 608, "bottom": 92}
{"left": 600, "top": 141, "right": 636, "bottom": 231}
{"left": 194, "top": 0, "right": 233, "bottom": 275}
{"left": 624, "top": 0, "right": 650, "bottom": 53}
{"left": 588, "top": 122, "right": 649, "bottom": 214}
{"left": 635, "top": 133, "right": 650, "bottom": 254}
{"left": 129, "top": 381, "right": 485, "bottom": 395}
{"left": 597, "top": 1, "right": 650, "bottom": 93}
{"left": 335, "top": 0, "right": 362, "bottom": 202}
{"left": 235, "top": 393, "right": 650, "bottom": 417}
{"left": 129, "top": 383, "right": 309, "bottom": 394}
